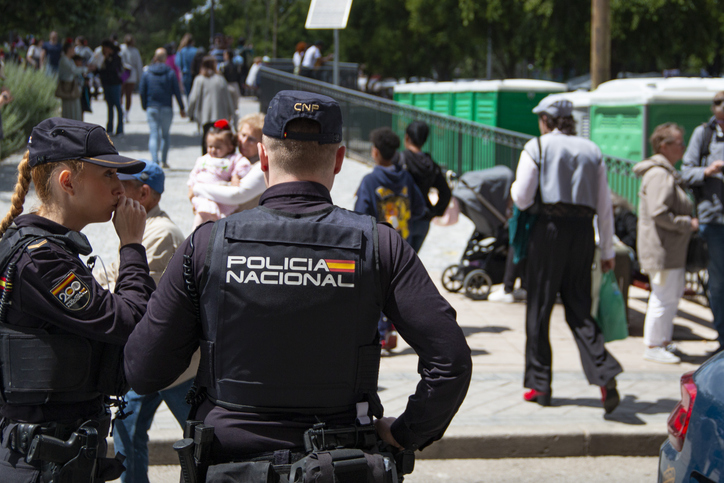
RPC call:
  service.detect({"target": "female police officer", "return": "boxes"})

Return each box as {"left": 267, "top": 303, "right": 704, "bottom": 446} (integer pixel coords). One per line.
{"left": 0, "top": 118, "right": 155, "bottom": 482}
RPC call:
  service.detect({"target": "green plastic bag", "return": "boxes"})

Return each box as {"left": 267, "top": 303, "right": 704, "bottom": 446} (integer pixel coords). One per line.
{"left": 508, "top": 205, "right": 538, "bottom": 264}
{"left": 596, "top": 271, "right": 628, "bottom": 342}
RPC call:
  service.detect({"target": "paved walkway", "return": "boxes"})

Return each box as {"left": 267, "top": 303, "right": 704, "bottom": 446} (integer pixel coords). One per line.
{"left": 0, "top": 96, "right": 719, "bottom": 464}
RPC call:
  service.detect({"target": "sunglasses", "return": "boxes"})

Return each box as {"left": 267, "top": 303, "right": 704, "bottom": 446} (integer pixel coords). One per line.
{"left": 714, "top": 99, "right": 724, "bottom": 106}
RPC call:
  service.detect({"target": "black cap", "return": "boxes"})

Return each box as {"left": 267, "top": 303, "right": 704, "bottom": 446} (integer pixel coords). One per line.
{"left": 262, "top": 90, "right": 343, "bottom": 145}
{"left": 27, "top": 118, "right": 145, "bottom": 173}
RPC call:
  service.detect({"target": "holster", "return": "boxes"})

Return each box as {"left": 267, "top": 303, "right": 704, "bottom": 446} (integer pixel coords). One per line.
{"left": 10, "top": 418, "right": 125, "bottom": 483}
{"left": 174, "top": 421, "right": 215, "bottom": 483}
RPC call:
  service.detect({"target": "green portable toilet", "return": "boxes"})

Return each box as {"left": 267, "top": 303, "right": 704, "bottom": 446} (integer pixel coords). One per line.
{"left": 448, "top": 79, "right": 567, "bottom": 135}
{"left": 393, "top": 82, "right": 437, "bottom": 111}
{"left": 393, "top": 79, "right": 566, "bottom": 172}
{"left": 589, "top": 77, "right": 724, "bottom": 162}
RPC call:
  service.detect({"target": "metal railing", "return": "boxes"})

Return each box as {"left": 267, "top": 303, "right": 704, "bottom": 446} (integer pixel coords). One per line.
{"left": 257, "top": 66, "right": 640, "bottom": 207}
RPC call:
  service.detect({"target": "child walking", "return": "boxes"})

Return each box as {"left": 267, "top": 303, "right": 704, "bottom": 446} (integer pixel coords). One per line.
{"left": 188, "top": 119, "right": 251, "bottom": 227}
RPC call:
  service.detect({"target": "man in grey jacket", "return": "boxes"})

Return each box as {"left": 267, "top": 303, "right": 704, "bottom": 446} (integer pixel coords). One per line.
{"left": 681, "top": 91, "right": 724, "bottom": 354}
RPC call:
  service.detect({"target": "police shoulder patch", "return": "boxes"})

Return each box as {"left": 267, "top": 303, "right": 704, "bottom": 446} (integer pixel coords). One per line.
{"left": 50, "top": 271, "right": 91, "bottom": 311}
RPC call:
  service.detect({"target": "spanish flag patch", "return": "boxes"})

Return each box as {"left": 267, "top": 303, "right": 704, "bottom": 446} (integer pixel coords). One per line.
{"left": 324, "top": 259, "right": 356, "bottom": 273}
{"left": 50, "top": 271, "right": 91, "bottom": 311}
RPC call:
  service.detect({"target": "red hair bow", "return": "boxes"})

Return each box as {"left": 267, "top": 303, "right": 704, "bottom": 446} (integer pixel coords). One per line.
{"left": 213, "top": 119, "right": 231, "bottom": 130}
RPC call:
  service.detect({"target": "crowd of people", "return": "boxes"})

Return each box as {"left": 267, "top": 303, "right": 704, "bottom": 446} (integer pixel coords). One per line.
{"left": 1, "top": 27, "right": 723, "bottom": 483}
{"left": 0, "top": 31, "right": 259, "bottom": 140}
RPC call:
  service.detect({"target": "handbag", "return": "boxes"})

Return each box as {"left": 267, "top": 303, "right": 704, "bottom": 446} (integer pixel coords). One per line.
{"left": 55, "top": 79, "right": 81, "bottom": 100}
{"left": 509, "top": 137, "right": 543, "bottom": 263}
{"left": 120, "top": 65, "right": 132, "bottom": 84}
{"left": 596, "top": 271, "right": 629, "bottom": 342}
{"left": 686, "top": 231, "right": 708, "bottom": 272}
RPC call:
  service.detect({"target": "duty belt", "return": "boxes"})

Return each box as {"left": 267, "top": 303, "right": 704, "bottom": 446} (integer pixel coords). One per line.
{"left": 174, "top": 421, "right": 415, "bottom": 483}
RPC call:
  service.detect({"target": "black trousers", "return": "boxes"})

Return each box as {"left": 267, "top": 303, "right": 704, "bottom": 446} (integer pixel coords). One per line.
{"left": 524, "top": 215, "right": 623, "bottom": 393}
{"left": 503, "top": 245, "right": 526, "bottom": 293}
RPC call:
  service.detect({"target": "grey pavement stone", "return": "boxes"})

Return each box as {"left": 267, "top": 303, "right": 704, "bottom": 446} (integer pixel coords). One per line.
{"left": 2, "top": 95, "right": 718, "bottom": 462}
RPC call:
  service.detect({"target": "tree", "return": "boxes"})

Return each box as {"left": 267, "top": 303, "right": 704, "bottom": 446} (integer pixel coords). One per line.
{"left": 0, "top": 0, "right": 114, "bottom": 39}
{"left": 611, "top": 0, "right": 722, "bottom": 76}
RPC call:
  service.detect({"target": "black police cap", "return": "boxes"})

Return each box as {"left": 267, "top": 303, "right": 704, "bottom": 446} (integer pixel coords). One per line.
{"left": 27, "top": 118, "right": 145, "bottom": 174}
{"left": 262, "top": 90, "right": 343, "bottom": 145}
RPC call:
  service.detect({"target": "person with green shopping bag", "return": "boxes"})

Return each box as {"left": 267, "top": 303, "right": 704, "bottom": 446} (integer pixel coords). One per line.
{"left": 510, "top": 95, "right": 623, "bottom": 415}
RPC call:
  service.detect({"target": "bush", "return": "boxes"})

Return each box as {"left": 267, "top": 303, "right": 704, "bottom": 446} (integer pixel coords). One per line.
{"left": 1, "top": 62, "right": 59, "bottom": 159}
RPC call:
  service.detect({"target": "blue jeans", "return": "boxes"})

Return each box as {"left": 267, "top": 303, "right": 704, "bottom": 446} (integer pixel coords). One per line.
{"left": 104, "top": 84, "right": 123, "bottom": 135}
{"left": 407, "top": 219, "right": 430, "bottom": 253}
{"left": 113, "top": 379, "right": 193, "bottom": 483}
{"left": 182, "top": 73, "right": 193, "bottom": 99}
{"left": 700, "top": 223, "right": 724, "bottom": 347}
{"left": 146, "top": 106, "right": 174, "bottom": 166}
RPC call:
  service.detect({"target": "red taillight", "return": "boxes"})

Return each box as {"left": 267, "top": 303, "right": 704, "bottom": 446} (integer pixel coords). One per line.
{"left": 667, "top": 371, "right": 698, "bottom": 452}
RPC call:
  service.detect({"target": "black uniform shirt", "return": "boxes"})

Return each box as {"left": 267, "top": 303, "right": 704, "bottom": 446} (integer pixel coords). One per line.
{"left": 1, "top": 214, "right": 155, "bottom": 423}
{"left": 125, "top": 181, "right": 471, "bottom": 460}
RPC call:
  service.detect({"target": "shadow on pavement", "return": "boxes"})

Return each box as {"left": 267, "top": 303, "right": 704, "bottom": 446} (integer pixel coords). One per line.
{"left": 679, "top": 352, "right": 716, "bottom": 365}
{"left": 672, "top": 324, "right": 712, "bottom": 342}
{"left": 550, "top": 394, "right": 678, "bottom": 425}
{"left": 461, "top": 325, "right": 511, "bottom": 337}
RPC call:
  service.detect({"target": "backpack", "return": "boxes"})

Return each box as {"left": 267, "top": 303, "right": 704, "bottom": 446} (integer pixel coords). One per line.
{"left": 699, "top": 122, "right": 716, "bottom": 162}
{"left": 398, "top": 150, "right": 440, "bottom": 196}
{"left": 375, "top": 186, "right": 413, "bottom": 240}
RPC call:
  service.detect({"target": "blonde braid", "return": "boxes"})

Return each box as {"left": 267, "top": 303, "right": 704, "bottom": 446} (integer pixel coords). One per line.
{"left": 0, "top": 152, "right": 32, "bottom": 236}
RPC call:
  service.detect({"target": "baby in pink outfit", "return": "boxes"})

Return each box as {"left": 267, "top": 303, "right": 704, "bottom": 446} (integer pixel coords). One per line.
{"left": 188, "top": 122, "right": 251, "bottom": 227}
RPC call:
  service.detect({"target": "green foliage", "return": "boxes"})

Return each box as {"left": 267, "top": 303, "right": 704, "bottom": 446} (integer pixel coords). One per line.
{"left": 0, "top": 64, "right": 59, "bottom": 159}
{"left": 611, "top": 0, "right": 722, "bottom": 74}
{"left": 0, "top": 0, "right": 114, "bottom": 34}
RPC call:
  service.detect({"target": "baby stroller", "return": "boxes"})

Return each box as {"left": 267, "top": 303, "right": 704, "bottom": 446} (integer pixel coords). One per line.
{"left": 441, "top": 165, "right": 515, "bottom": 300}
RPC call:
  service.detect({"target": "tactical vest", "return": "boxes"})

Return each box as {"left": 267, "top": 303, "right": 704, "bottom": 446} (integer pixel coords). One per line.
{"left": 0, "top": 225, "right": 129, "bottom": 405}
{"left": 197, "top": 206, "right": 383, "bottom": 417}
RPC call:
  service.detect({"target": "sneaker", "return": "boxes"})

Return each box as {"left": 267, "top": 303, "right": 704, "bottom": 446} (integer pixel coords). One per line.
{"left": 488, "top": 289, "right": 514, "bottom": 303}
{"left": 664, "top": 343, "right": 679, "bottom": 354}
{"left": 601, "top": 379, "right": 620, "bottom": 414}
{"left": 523, "top": 389, "right": 551, "bottom": 406}
{"left": 644, "top": 346, "right": 681, "bottom": 364}
{"left": 512, "top": 288, "right": 527, "bottom": 301}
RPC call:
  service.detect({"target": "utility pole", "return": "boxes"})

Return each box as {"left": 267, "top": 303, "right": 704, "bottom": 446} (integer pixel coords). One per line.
{"left": 590, "top": 0, "right": 610, "bottom": 89}
{"left": 486, "top": 25, "right": 492, "bottom": 80}
{"left": 210, "top": 0, "right": 216, "bottom": 48}
{"left": 272, "top": 0, "right": 278, "bottom": 58}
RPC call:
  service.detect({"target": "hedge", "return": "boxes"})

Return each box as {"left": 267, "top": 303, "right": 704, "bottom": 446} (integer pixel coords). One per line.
{"left": 1, "top": 62, "right": 59, "bottom": 159}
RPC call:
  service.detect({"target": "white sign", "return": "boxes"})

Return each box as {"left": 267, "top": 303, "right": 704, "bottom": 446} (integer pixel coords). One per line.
{"left": 305, "top": 0, "right": 354, "bottom": 29}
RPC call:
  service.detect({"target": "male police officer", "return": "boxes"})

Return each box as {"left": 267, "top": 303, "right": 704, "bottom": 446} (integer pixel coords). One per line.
{"left": 124, "top": 91, "right": 472, "bottom": 482}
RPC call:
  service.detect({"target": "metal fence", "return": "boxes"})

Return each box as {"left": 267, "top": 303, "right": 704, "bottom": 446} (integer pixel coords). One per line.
{"left": 258, "top": 66, "right": 640, "bottom": 208}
